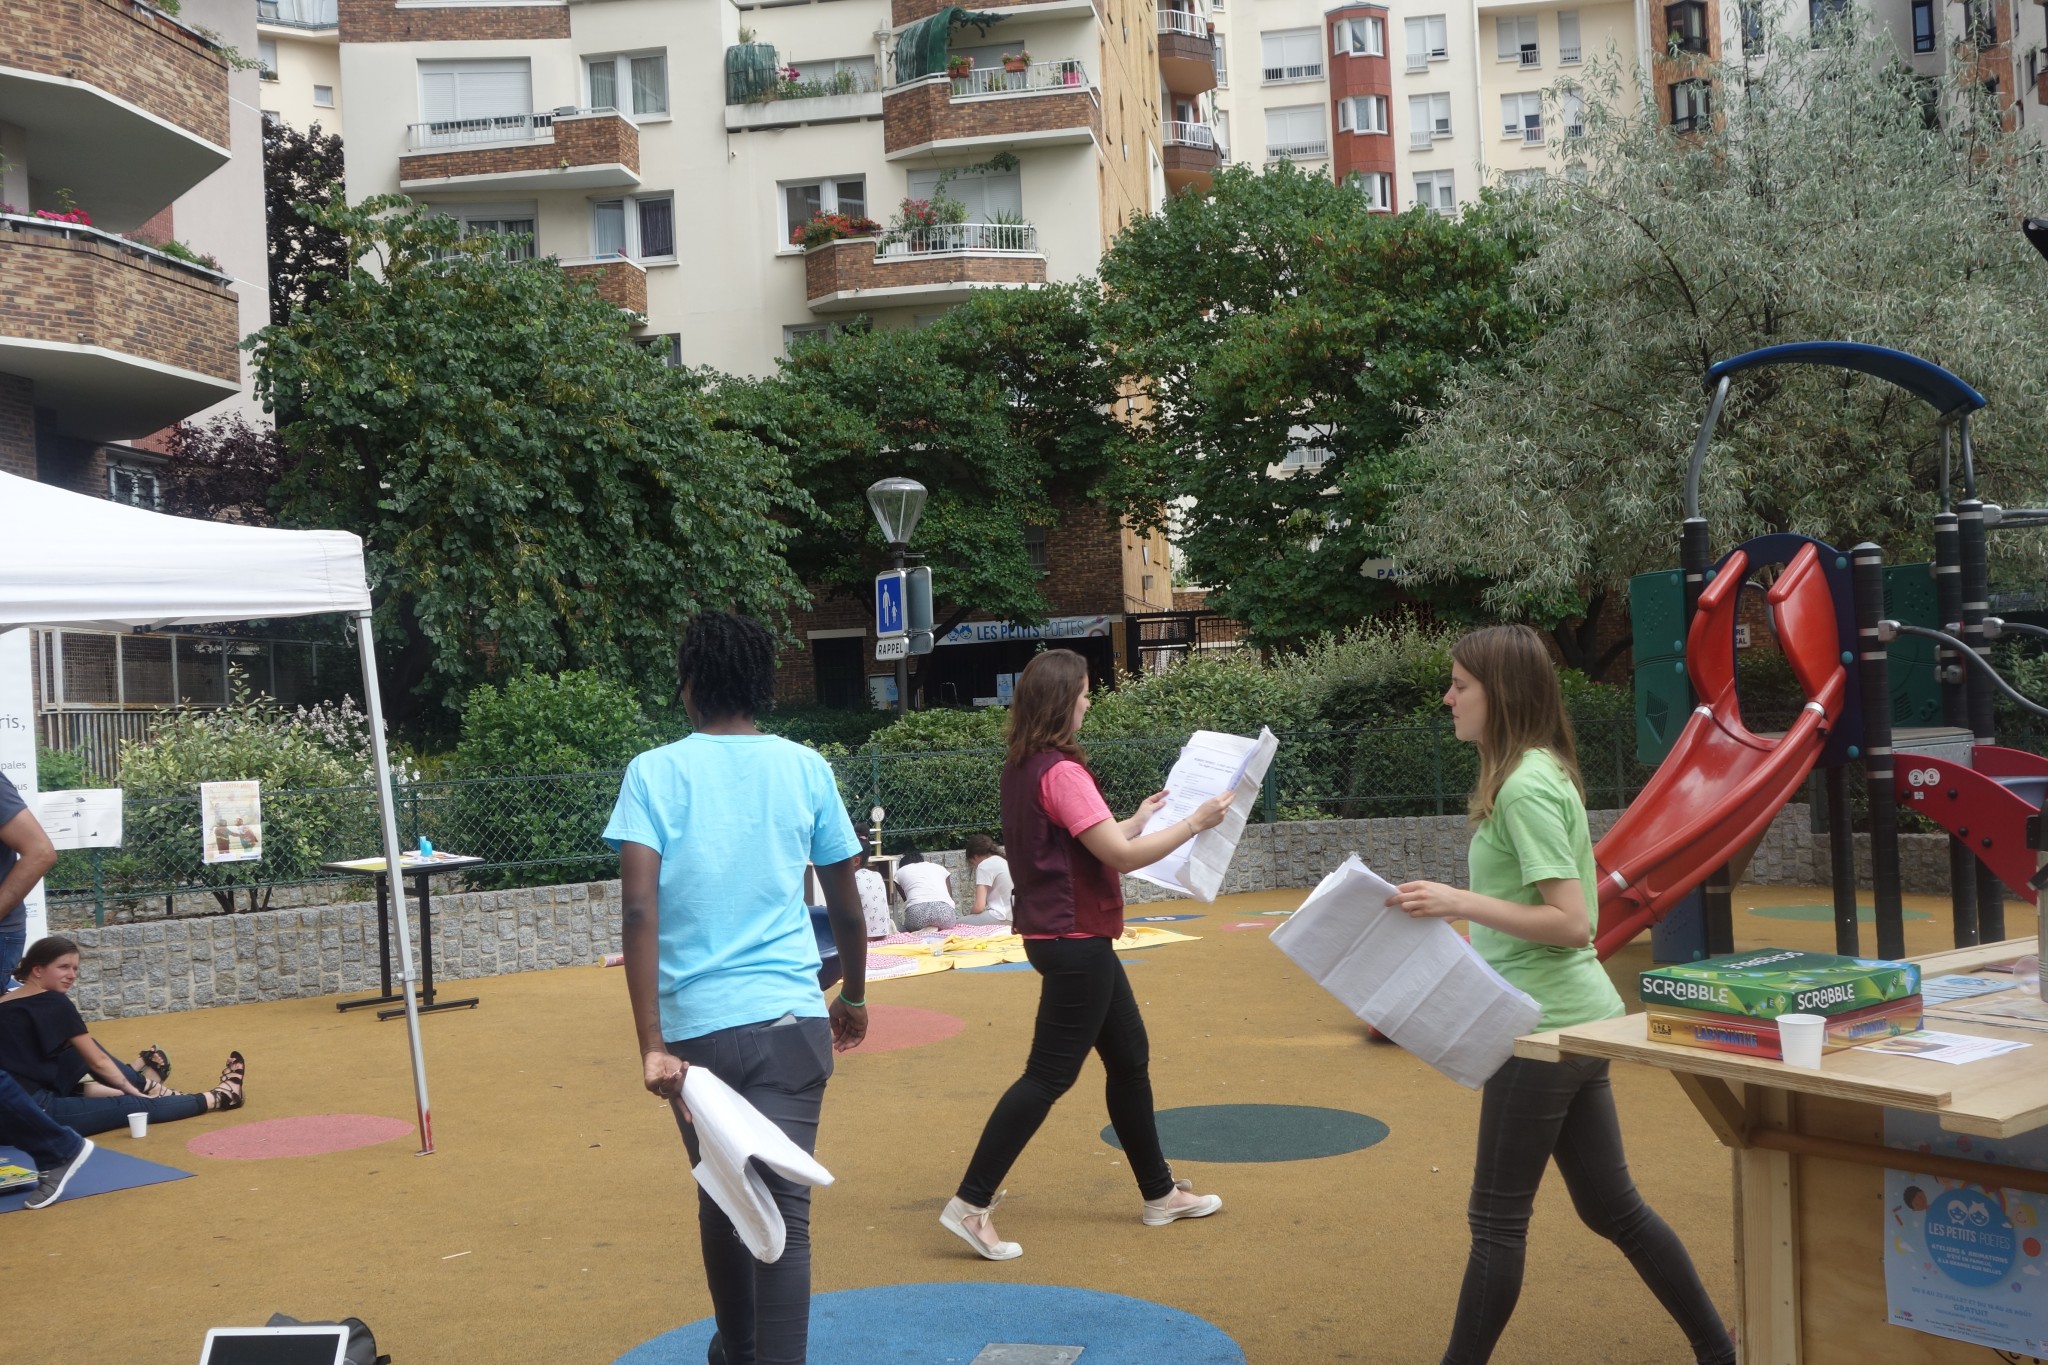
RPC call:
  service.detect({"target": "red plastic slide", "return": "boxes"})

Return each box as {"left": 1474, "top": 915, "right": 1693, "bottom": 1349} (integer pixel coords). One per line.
{"left": 1592, "top": 543, "right": 1847, "bottom": 959}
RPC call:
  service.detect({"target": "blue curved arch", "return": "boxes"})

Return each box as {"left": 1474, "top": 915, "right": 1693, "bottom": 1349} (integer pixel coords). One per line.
{"left": 1704, "top": 342, "right": 1985, "bottom": 418}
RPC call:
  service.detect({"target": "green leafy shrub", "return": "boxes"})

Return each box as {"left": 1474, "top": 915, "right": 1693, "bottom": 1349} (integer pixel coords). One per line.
{"left": 454, "top": 668, "right": 648, "bottom": 773}
{"left": 36, "top": 746, "right": 100, "bottom": 792}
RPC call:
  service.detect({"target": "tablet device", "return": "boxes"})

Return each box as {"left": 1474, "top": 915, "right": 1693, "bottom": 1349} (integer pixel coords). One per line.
{"left": 198, "top": 1325, "right": 352, "bottom": 1365}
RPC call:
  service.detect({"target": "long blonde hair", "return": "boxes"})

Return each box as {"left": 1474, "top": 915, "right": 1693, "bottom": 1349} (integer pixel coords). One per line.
{"left": 1004, "top": 649, "right": 1090, "bottom": 768}
{"left": 1453, "top": 624, "right": 1583, "bottom": 823}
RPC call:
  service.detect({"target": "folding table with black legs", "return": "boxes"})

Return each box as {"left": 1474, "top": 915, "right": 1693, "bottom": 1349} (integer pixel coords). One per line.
{"left": 323, "top": 854, "right": 485, "bottom": 1019}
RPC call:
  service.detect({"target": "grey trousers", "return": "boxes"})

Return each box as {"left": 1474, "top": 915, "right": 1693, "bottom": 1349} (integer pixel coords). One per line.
{"left": 668, "top": 1014, "right": 834, "bottom": 1365}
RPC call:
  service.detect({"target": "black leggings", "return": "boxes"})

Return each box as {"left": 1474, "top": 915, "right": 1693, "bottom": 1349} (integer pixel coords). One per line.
{"left": 957, "top": 936, "right": 1175, "bottom": 1206}
{"left": 1442, "top": 1055, "right": 1736, "bottom": 1365}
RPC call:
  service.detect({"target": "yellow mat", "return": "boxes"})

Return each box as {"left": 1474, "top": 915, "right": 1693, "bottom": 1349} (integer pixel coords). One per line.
{"left": 867, "top": 924, "right": 1201, "bottom": 984}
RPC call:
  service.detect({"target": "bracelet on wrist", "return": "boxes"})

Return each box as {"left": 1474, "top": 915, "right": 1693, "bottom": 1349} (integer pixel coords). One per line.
{"left": 837, "top": 993, "right": 866, "bottom": 1008}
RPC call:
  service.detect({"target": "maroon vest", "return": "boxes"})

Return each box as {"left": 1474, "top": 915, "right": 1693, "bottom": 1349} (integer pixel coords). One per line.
{"left": 1001, "top": 750, "right": 1125, "bottom": 938}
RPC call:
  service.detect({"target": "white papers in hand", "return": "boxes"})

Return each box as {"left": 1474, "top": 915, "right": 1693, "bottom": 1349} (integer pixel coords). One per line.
{"left": 681, "top": 1064, "right": 835, "bottom": 1263}
{"left": 1131, "top": 727, "right": 1279, "bottom": 902}
{"left": 1270, "top": 855, "right": 1542, "bottom": 1089}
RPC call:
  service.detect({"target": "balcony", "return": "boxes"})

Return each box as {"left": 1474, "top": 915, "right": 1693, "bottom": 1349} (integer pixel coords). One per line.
{"left": 560, "top": 257, "right": 647, "bottom": 315}
{"left": 399, "top": 109, "right": 640, "bottom": 193}
{"left": 804, "top": 225, "right": 1047, "bottom": 313}
{"left": 1163, "top": 121, "right": 1222, "bottom": 192}
{"left": 1266, "top": 138, "right": 1329, "bottom": 162}
{"left": 257, "top": 0, "right": 337, "bottom": 28}
{"left": 1158, "top": 9, "right": 1220, "bottom": 93}
{"left": 0, "top": 214, "right": 240, "bottom": 440}
{"left": 1518, "top": 45, "right": 1540, "bottom": 66}
{"left": 891, "top": 0, "right": 1100, "bottom": 25}
{"left": 884, "top": 60, "right": 1100, "bottom": 159}
{"left": 0, "top": 0, "right": 231, "bottom": 232}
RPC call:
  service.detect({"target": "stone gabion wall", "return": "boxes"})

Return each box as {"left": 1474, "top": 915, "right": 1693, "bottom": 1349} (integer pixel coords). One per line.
{"left": 64, "top": 802, "right": 1962, "bottom": 1021}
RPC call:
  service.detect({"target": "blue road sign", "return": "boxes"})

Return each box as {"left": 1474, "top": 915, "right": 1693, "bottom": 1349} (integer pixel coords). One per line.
{"left": 875, "top": 570, "right": 907, "bottom": 637}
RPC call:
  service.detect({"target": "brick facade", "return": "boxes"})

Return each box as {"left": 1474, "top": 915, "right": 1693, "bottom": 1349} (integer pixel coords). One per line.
{"left": 1327, "top": 6, "right": 1394, "bottom": 197}
{"left": 803, "top": 236, "right": 1046, "bottom": 308}
{"left": 0, "top": 373, "right": 34, "bottom": 480}
{"left": 882, "top": 78, "right": 1101, "bottom": 156}
{"left": 0, "top": 0, "right": 231, "bottom": 148}
{"left": 399, "top": 112, "right": 639, "bottom": 186}
{"left": 1161, "top": 140, "right": 1221, "bottom": 183}
{"left": 0, "top": 222, "right": 239, "bottom": 382}
{"left": 563, "top": 258, "right": 647, "bottom": 314}
{"left": 1156, "top": 30, "right": 1218, "bottom": 95}
{"left": 337, "top": 0, "right": 568, "bottom": 42}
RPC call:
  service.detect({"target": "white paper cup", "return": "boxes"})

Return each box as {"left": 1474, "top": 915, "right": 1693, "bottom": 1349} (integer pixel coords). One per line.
{"left": 1777, "top": 1013, "right": 1826, "bottom": 1068}
{"left": 126, "top": 1111, "right": 148, "bottom": 1139}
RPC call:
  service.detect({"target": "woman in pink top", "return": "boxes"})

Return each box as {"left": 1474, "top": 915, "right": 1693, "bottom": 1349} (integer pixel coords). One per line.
{"left": 940, "top": 649, "right": 1236, "bottom": 1261}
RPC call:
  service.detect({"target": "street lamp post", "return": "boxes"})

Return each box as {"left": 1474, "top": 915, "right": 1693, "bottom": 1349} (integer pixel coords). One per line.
{"left": 866, "top": 477, "right": 927, "bottom": 716}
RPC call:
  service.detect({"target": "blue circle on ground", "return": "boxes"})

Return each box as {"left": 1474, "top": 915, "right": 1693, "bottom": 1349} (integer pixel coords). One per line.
{"left": 964, "top": 957, "right": 1152, "bottom": 973}
{"left": 615, "top": 1281, "right": 1244, "bottom": 1364}
{"left": 1101, "top": 1104, "right": 1391, "bottom": 1164}
{"left": 1129, "top": 914, "right": 1202, "bottom": 922}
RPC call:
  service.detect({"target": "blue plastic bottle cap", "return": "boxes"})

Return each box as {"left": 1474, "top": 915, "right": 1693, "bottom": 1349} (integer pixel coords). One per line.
{"left": 1841, "top": 651, "right": 1853, "bottom": 664}
{"left": 1836, "top": 557, "right": 1848, "bottom": 569}
{"left": 1847, "top": 746, "right": 1861, "bottom": 759}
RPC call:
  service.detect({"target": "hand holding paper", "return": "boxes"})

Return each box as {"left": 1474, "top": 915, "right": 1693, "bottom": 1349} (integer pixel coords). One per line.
{"left": 681, "top": 1066, "right": 835, "bottom": 1263}
{"left": 1131, "top": 727, "right": 1279, "bottom": 901}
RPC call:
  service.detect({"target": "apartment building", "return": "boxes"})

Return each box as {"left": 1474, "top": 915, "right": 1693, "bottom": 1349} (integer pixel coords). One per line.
{"left": 258, "top": 0, "right": 343, "bottom": 130}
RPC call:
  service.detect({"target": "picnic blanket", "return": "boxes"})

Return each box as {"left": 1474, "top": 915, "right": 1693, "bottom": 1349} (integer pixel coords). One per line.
{"left": 865, "top": 924, "right": 1200, "bottom": 983}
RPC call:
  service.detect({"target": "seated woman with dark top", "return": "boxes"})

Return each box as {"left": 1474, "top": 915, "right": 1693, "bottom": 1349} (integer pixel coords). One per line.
{"left": 0, "top": 937, "right": 245, "bottom": 1136}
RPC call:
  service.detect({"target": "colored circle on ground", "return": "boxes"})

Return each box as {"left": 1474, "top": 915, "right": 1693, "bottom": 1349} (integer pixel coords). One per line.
{"left": 1130, "top": 914, "right": 1202, "bottom": 922}
{"left": 1224, "top": 921, "right": 1274, "bottom": 931}
{"left": 615, "top": 1282, "right": 1244, "bottom": 1364}
{"left": 187, "top": 1114, "right": 413, "bottom": 1160}
{"left": 1102, "top": 1104, "right": 1390, "bottom": 1164}
{"left": 1746, "top": 903, "right": 1932, "bottom": 922}
{"left": 966, "top": 958, "right": 1151, "bottom": 973}
{"left": 848, "top": 1004, "right": 965, "bottom": 1053}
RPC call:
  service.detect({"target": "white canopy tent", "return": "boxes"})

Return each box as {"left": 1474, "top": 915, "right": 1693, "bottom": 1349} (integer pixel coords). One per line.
{"left": 0, "top": 470, "right": 437, "bottom": 1153}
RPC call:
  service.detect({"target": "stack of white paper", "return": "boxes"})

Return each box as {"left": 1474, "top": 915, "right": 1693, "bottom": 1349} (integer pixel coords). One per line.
{"left": 1131, "top": 727, "right": 1279, "bottom": 902}
{"left": 680, "top": 1065, "right": 835, "bottom": 1263}
{"left": 1270, "top": 855, "right": 1542, "bottom": 1089}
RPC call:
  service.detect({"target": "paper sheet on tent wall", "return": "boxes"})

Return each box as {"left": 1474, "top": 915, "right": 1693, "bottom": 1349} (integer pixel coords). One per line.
{"left": 681, "top": 1065, "right": 835, "bottom": 1263}
{"left": 1270, "top": 856, "right": 1542, "bottom": 1089}
{"left": 1130, "top": 727, "right": 1278, "bottom": 902}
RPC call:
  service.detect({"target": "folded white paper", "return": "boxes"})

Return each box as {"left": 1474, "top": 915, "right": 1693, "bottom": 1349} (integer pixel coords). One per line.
{"left": 1270, "top": 855, "right": 1542, "bottom": 1089}
{"left": 681, "top": 1065, "right": 835, "bottom": 1263}
{"left": 1131, "top": 727, "right": 1279, "bottom": 902}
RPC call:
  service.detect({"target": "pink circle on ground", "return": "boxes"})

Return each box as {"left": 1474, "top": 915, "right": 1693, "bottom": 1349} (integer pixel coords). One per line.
{"left": 187, "top": 1113, "right": 414, "bottom": 1160}
{"left": 853, "top": 1004, "right": 966, "bottom": 1054}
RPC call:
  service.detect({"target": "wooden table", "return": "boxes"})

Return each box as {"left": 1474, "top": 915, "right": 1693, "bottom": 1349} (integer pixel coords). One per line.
{"left": 1519, "top": 939, "right": 2047, "bottom": 1365}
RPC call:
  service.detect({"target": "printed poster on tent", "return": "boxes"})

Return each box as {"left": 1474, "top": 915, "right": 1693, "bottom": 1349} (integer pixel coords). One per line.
{"left": 199, "top": 781, "right": 264, "bottom": 865}
{"left": 1883, "top": 1108, "right": 2048, "bottom": 1354}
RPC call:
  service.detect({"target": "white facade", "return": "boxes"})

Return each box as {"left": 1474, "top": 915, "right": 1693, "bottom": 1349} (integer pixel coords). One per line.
{"left": 258, "top": 0, "right": 344, "bottom": 132}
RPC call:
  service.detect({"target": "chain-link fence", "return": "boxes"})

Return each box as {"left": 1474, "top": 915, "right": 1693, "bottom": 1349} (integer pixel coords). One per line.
{"left": 47, "top": 718, "right": 1654, "bottom": 926}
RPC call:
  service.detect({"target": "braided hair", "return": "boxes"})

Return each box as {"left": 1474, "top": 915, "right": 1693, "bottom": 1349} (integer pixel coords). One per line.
{"left": 676, "top": 611, "right": 778, "bottom": 723}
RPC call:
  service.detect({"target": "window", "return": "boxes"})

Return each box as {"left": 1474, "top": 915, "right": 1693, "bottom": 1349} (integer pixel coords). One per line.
{"left": 464, "top": 215, "right": 536, "bottom": 260}
{"left": 419, "top": 59, "right": 533, "bottom": 137}
{"left": 1215, "top": 36, "right": 1227, "bottom": 85}
{"left": 1501, "top": 91, "right": 1542, "bottom": 142}
{"left": 1356, "top": 170, "right": 1393, "bottom": 210}
{"left": 1666, "top": 1, "right": 1708, "bottom": 54}
{"left": 907, "top": 165, "right": 1022, "bottom": 224}
{"left": 1405, "top": 15, "right": 1448, "bottom": 70}
{"left": 1413, "top": 169, "right": 1456, "bottom": 213}
{"left": 1962, "top": 0, "right": 1995, "bottom": 44}
{"left": 1333, "top": 16, "right": 1384, "bottom": 56}
{"left": 1338, "top": 94, "right": 1389, "bottom": 134}
{"left": 1023, "top": 524, "right": 1049, "bottom": 573}
{"left": 1409, "top": 92, "right": 1452, "bottom": 147}
{"left": 784, "top": 323, "right": 835, "bottom": 353}
{"left": 1496, "top": 15, "right": 1539, "bottom": 66}
{"left": 257, "top": 38, "right": 279, "bottom": 80}
{"left": 313, "top": 84, "right": 334, "bottom": 107}
{"left": 780, "top": 177, "right": 867, "bottom": 245}
{"left": 1264, "top": 104, "right": 1327, "bottom": 159}
{"left": 1671, "top": 78, "right": 1710, "bottom": 132}
{"left": 1809, "top": 0, "right": 1850, "bottom": 34}
{"left": 1558, "top": 11, "right": 1582, "bottom": 63}
{"left": 638, "top": 334, "right": 682, "bottom": 367}
{"left": 107, "top": 463, "right": 160, "bottom": 510}
{"left": 1740, "top": 1, "right": 1763, "bottom": 50}
{"left": 1503, "top": 168, "right": 1546, "bottom": 192}
{"left": 585, "top": 52, "right": 669, "bottom": 116}
{"left": 1560, "top": 85, "right": 1586, "bottom": 138}
{"left": 1261, "top": 29, "right": 1323, "bottom": 81}
{"left": 1911, "top": 0, "right": 1934, "bottom": 51}
{"left": 592, "top": 194, "right": 675, "bottom": 260}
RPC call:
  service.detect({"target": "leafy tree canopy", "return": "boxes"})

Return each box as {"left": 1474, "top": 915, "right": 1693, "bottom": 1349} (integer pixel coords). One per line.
{"left": 251, "top": 196, "right": 811, "bottom": 721}
{"left": 711, "top": 284, "right": 1127, "bottom": 701}
{"left": 263, "top": 118, "right": 347, "bottom": 328}
{"left": 1094, "top": 162, "right": 1528, "bottom": 648}
{"left": 1392, "top": 27, "right": 2048, "bottom": 670}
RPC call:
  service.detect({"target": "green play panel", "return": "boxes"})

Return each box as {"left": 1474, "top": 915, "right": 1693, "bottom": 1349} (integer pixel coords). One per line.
{"left": 1102, "top": 1104, "right": 1390, "bottom": 1164}
{"left": 1746, "top": 903, "right": 1932, "bottom": 923}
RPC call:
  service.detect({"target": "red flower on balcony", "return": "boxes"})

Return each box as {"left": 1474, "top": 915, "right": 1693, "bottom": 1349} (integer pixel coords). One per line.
{"left": 794, "top": 211, "right": 882, "bottom": 248}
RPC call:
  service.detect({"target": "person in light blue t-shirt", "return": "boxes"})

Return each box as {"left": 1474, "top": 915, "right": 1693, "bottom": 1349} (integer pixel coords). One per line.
{"left": 604, "top": 612, "right": 869, "bottom": 1365}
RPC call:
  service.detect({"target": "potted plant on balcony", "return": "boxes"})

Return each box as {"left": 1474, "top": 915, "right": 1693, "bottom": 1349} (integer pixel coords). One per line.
{"left": 1002, "top": 50, "right": 1031, "bottom": 73}
{"left": 947, "top": 54, "right": 974, "bottom": 78}
{"left": 794, "top": 212, "right": 882, "bottom": 249}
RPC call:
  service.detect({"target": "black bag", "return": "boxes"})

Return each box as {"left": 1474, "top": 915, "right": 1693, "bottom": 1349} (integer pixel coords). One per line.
{"left": 264, "top": 1313, "right": 389, "bottom": 1365}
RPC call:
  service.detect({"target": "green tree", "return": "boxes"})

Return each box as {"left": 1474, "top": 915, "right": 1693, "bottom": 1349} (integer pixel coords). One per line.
{"left": 251, "top": 196, "right": 811, "bottom": 721}
{"left": 1094, "top": 163, "right": 1528, "bottom": 647}
{"left": 1391, "top": 32, "right": 2048, "bottom": 671}
{"left": 712, "top": 284, "right": 1128, "bottom": 704}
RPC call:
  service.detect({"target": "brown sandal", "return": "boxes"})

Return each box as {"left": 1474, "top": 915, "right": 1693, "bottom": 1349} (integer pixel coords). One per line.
{"left": 206, "top": 1051, "right": 246, "bottom": 1113}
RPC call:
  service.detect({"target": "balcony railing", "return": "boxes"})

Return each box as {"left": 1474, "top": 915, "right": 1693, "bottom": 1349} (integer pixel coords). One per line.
{"left": 1405, "top": 52, "right": 1430, "bottom": 72}
{"left": 257, "top": 0, "right": 337, "bottom": 26}
{"left": 1263, "top": 60, "right": 1324, "bottom": 81}
{"left": 1521, "top": 123, "right": 1543, "bottom": 144}
{"left": 1560, "top": 44, "right": 1582, "bottom": 62}
{"left": 1518, "top": 46, "right": 1540, "bottom": 66}
{"left": 406, "top": 108, "right": 615, "bottom": 151}
{"left": 1266, "top": 139, "right": 1328, "bottom": 160}
{"left": 877, "top": 222, "right": 1040, "bottom": 255}
{"left": 1164, "top": 120, "right": 1217, "bottom": 148}
{"left": 1, "top": 211, "right": 231, "bottom": 284}
{"left": 949, "top": 59, "right": 1089, "bottom": 96}
{"left": 1159, "top": 8, "right": 1208, "bottom": 37}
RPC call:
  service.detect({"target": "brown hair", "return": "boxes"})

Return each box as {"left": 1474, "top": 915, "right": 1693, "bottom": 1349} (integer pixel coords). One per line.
{"left": 1004, "top": 649, "right": 1090, "bottom": 768}
{"left": 965, "top": 833, "right": 1002, "bottom": 860}
{"left": 1452, "top": 624, "right": 1583, "bottom": 823}
{"left": 15, "top": 935, "right": 79, "bottom": 983}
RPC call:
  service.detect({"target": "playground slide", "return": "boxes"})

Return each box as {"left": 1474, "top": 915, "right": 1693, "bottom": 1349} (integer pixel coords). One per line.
{"left": 1895, "top": 745, "right": 2043, "bottom": 906}
{"left": 1591, "top": 544, "right": 1847, "bottom": 959}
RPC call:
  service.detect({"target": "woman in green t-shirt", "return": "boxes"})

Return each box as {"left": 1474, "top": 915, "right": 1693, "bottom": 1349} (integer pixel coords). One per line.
{"left": 1388, "top": 625, "right": 1735, "bottom": 1365}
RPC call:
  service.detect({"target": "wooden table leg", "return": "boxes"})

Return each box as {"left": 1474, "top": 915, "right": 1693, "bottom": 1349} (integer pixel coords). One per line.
{"left": 1734, "top": 1087, "right": 1802, "bottom": 1365}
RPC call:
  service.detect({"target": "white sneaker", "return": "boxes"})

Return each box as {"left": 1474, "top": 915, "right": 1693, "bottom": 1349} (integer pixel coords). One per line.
{"left": 940, "top": 1192, "right": 1023, "bottom": 1261}
{"left": 1142, "top": 1177, "right": 1222, "bottom": 1226}
{"left": 25, "top": 1138, "right": 93, "bottom": 1210}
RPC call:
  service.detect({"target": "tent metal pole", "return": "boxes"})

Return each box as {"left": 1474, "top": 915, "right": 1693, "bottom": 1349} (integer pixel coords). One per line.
{"left": 355, "top": 610, "right": 434, "bottom": 1155}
